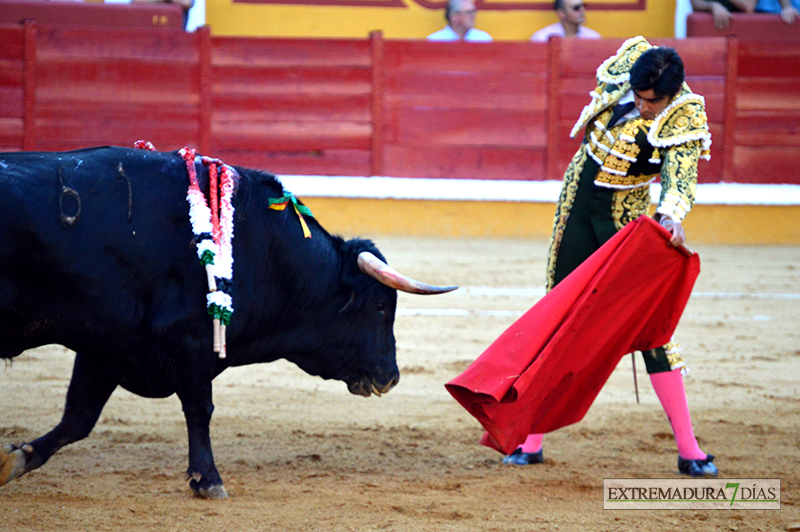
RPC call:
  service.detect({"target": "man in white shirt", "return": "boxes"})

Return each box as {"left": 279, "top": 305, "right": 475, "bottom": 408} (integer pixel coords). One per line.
{"left": 530, "top": 0, "right": 601, "bottom": 41}
{"left": 427, "top": 0, "right": 493, "bottom": 42}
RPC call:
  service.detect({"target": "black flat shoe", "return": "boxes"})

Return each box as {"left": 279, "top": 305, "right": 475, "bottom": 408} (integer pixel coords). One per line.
{"left": 502, "top": 448, "right": 544, "bottom": 465}
{"left": 678, "top": 454, "right": 718, "bottom": 477}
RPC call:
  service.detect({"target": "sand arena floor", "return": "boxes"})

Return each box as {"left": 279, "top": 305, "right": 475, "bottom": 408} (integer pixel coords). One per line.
{"left": 1, "top": 236, "right": 798, "bottom": 531}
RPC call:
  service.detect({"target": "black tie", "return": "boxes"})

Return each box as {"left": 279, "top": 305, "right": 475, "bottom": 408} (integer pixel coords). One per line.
{"left": 608, "top": 101, "right": 636, "bottom": 128}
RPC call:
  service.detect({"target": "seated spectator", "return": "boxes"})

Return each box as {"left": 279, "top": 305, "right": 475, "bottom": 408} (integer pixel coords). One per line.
{"left": 756, "top": 0, "right": 799, "bottom": 24}
{"left": 530, "top": 0, "right": 601, "bottom": 41}
{"left": 690, "top": 0, "right": 756, "bottom": 30}
{"left": 427, "top": 0, "right": 493, "bottom": 42}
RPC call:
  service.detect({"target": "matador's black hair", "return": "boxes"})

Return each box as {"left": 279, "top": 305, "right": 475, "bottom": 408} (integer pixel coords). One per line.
{"left": 630, "top": 47, "right": 685, "bottom": 99}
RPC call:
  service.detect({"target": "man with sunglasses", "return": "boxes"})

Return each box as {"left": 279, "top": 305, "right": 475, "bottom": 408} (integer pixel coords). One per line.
{"left": 427, "top": 0, "right": 493, "bottom": 41}
{"left": 502, "top": 37, "right": 718, "bottom": 478}
{"left": 531, "top": 0, "right": 601, "bottom": 41}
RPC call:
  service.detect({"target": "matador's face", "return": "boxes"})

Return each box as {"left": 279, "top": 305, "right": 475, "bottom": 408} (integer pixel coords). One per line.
{"left": 633, "top": 89, "right": 673, "bottom": 121}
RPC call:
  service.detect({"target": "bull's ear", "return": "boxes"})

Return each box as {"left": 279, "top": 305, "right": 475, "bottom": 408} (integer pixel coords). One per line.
{"left": 337, "top": 290, "right": 358, "bottom": 314}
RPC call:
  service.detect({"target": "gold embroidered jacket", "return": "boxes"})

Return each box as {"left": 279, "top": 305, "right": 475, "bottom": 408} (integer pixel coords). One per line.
{"left": 545, "top": 36, "right": 712, "bottom": 291}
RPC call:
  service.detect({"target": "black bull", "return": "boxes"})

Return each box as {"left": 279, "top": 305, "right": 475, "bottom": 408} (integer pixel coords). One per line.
{"left": 0, "top": 146, "right": 456, "bottom": 498}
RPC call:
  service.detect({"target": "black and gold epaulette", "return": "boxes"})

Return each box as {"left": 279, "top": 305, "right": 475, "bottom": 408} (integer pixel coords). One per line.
{"left": 647, "top": 93, "right": 712, "bottom": 161}
{"left": 570, "top": 36, "right": 653, "bottom": 139}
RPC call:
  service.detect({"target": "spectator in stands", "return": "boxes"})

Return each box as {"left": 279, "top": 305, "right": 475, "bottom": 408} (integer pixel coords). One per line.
{"left": 690, "top": 0, "right": 756, "bottom": 30}
{"left": 755, "top": 0, "right": 799, "bottom": 24}
{"left": 530, "top": 0, "right": 601, "bottom": 41}
{"left": 427, "top": 0, "right": 493, "bottom": 42}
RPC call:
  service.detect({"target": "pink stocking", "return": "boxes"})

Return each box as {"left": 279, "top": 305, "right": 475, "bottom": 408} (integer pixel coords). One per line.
{"left": 519, "top": 433, "right": 544, "bottom": 454}
{"left": 649, "top": 369, "right": 706, "bottom": 460}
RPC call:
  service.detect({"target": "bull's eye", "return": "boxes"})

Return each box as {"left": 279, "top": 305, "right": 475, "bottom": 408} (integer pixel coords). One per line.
{"left": 376, "top": 301, "right": 387, "bottom": 314}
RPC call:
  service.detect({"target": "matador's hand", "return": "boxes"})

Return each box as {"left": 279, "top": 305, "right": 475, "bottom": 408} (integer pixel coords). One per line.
{"left": 658, "top": 216, "right": 686, "bottom": 247}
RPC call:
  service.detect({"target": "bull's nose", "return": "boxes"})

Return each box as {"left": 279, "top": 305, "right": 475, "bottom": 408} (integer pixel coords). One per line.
{"left": 375, "top": 375, "right": 399, "bottom": 396}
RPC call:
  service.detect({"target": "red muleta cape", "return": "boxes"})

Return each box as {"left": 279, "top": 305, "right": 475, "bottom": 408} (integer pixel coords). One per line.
{"left": 445, "top": 216, "right": 700, "bottom": 455}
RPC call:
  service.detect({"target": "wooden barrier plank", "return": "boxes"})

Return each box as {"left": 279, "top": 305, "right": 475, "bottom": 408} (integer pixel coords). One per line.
{"left": 737, "top": 39, "right": 800, "bottom": 76}
{"left": 0, "top": 63, "right": 24, "bottom": 88}
{"left": 734, "top": 145, "right": 800, "bottom": 184}
{"left": 197, "top": 26, "right": 211, "bottom": 154}
{"left": 213, "top": 65, "right": 372, "bottom": 89}
{"left": 384, "top": 71, "right": 545, "bottom": 110}
{"left": 0, "top": 116, "right": 23, "bottom": 151}
{"left": 212, "top": 37, "right": 371, "bottom": 68}
{"left": 0, "top": 25, "right": 24, "bottom": 150}
{"left": 35, "top": 25, "right": 196, "bottom": 61}
{"left": 210, "top": 36, "right": 372, "bottom": 175}
{"left": 0, "top": 26, "right": 24, "bottom": 58}
{"left": 0, "top": 87, "right": 23, "bottom": 117}
{"left": 722, "top": 37, "right": 738, "bottom": 185}
{"left": 215, "top": 148, "right": 370, "bottom": 176}
{"left": 37, "top": 60, "right": 198, "bottom": 99}
{"left": 738, "top": 56, "right": 800, "bottom": 79}
{"left": 383, "top": 40, "right": 548, "bottom": 72}
{"left": 737, "top": 79, "right": 800, "bottom": 111}
{"left": 545, "top": 38, "right": 559, "bottom": 181}
{"left": 389, "top": 107, "right": 545, "bottom": 147}
{"left": 735, "top": 111, "right": 800, "bottom": 147}
{"left": 21, "top": 20, "right": 34, "bottom": 150}
{"left": 33, "top": 109, "right": 199, "bottom": 149}
{"left": 212, "top": 94, "right": 371, "bottom": 122}
{"left": 370, "top": 30, "right": 384, "bottom": 176}
{"left": 211, "top": 120, "right": 372, "bottom": 152}
{"left": 383, "top": 145, "right": 546, "bottom": 180}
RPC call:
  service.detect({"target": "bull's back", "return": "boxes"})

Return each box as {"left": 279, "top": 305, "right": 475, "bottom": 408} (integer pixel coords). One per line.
{"left": 0, "top": 147, "right": 204, "bottom": 355}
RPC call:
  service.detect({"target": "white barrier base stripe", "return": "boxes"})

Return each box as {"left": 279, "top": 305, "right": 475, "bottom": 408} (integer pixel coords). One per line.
{"left": 397, "top": 308, "right": 774, "bottom": 321}
{"left": 450, "top": 286, "right": 800, "bottom": 300}
{"left": 279, "top": 176, "right": 800, "bottom": 206}
{"left": 279, "top": 176, "right": 563, "bottom": 203}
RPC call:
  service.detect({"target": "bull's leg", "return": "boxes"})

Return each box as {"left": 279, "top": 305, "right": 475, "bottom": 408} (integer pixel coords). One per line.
{"left": 176, "top": 380, "right": 227, "bottom": 499}
{"left": 0, "top": 352, "right": 117, "bottom": 487}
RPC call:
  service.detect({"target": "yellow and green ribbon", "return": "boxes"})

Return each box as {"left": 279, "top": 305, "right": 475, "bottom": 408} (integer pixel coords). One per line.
{"left": 267, "top": 193, "right": 314, "bottom": 238}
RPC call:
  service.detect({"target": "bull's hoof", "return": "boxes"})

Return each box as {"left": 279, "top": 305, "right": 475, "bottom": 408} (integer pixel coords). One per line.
{"left": 189, "top": 477, "right": 228, "bottom": 499}
{"left": 198, "top": 484, "right": 228, "bottom": 499}
{"left": 0, "top": 444, "right": 32, "bottom": 487}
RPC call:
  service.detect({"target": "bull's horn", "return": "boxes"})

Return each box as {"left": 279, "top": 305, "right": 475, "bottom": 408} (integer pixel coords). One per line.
{"left": 357, "top": 252, "right": 458, "bottom": 295}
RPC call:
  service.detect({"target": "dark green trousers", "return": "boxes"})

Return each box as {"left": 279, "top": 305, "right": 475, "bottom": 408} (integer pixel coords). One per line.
{"left": 552, "top": 157, "right": 673, "bottom": 374}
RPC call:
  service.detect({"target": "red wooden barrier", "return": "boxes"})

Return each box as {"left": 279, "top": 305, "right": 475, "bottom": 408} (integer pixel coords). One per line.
{"left": 209, "top": 35, "right": 373, "bottom": 176}
{"left": 732, "top": 40, "right": 800, "bottom": 184}
{"left": 0, "top": 24, "right": 25, "bottom": 152}
{"left": 30, "top": 25, "right": 200, "bottom": 152}
{"left": 381, "top": 40, "right": 548, "bottom": 180}
{"left": 0, "top": 21, "right": 799, "bottom": 185}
